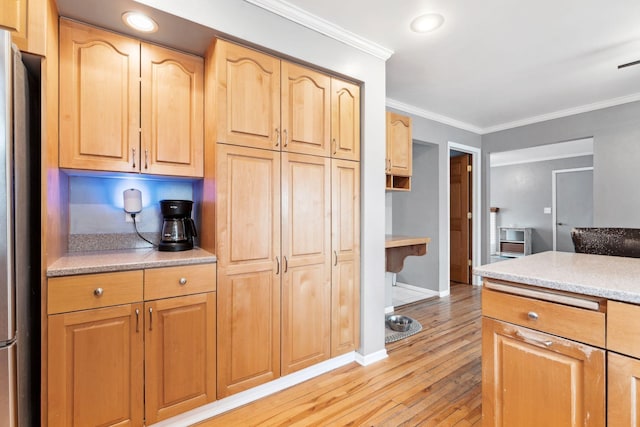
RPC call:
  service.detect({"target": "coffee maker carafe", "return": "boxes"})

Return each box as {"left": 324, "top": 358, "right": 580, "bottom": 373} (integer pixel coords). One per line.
{"left": 158, "top": 200, "right": 197, "bottom": 252}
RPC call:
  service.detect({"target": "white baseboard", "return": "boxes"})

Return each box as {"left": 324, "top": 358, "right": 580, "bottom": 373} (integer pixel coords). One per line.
{"left": 151, "top": 352, "right": 357, "bottom": 426}
{"left": 384, "top": 305, "right": 395, "bottom": 314}
{"left": 395, "top": 282, "right": 439, "bottom": 297}
{"left": 439, "top": 289, "right": 450, "bottom": 297}
{"left": 355, "top": 348, "right": 388, "bottom": 366}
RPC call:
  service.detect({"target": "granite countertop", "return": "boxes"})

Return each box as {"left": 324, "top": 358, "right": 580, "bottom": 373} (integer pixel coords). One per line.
{"left": 473, "top": 251, "right": 640, "bottom": 304}
{"left": 47, "top": 247, "right": 217, "bottom": 277}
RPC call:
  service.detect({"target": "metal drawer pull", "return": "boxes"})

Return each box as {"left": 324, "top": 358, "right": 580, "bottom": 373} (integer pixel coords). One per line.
{"left": 93, "top": 287, "right": 104, "bottom": 297}
{"left": 275, "top": 128, "right": 280, "bottom": 147}
{"left": 283, "top": 129, "right": 288, "bottom": 147}
{"left": 484, "top": 280, "right": 601, "bottom": 311}
{"left": 144, "top": 149, "right": 149, "bottom": 169}
{"left": 332, "top": 138, "right": 337, "bottom": 155}
{"left": 179, "top": 277, "right": 187, "bottom": 285}
{"left": 135, "top": 309, "right": 140, "bottom": 333}
{"left": 515, "top": 330, "right": 553, "bottom": 347}
{"left": 132, "top": 147, "right": 136, "bottom": 168}
{"left": 149, "top": 308, "right": 153, "bottom": 331}
{"left": 284, "top": 256, "right": 288, "bottom": 273}
{"left": 275, "top": 256, "right": 280, "bottom": 274}
{"left": 334, "top": 250, "right": 338, "bottom": 266}
{"left": 527, "top": 311, "right": 539, "bottom": 320}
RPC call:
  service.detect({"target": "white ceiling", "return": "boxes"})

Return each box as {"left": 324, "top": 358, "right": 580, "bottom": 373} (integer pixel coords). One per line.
{"left": 58, "top": 0, "right": 640, "bottom": 135}
{"left": 250, "top": 0, "right": 640, "bottom": 134}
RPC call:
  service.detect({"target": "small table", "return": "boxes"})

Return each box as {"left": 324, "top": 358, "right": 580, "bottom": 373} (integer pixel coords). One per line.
{"left": 385, "top": 235, "right": 431, "bottom": 273}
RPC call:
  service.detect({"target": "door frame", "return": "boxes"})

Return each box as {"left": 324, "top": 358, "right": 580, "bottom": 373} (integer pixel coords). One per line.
{"left": 447, "top": 142, "right": 482, "bottom": 286}
{"left": 551, "top": 166, "right": 593, "bottom": 250}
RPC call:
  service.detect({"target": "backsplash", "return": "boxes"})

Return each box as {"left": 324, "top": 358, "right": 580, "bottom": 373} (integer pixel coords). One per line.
{"left": 68, "top": 175, "right": 195, "bottom": 251}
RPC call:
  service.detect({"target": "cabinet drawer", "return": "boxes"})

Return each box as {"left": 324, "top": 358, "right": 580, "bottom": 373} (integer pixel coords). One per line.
{"left": 482, "top": 286, "right": 605, "bottom": 347}
{"left": 48, "top": 270, "right": 143, "bottom": 314}
{"left": 608, "top": 301, "right": 640, "bottom": 357}
{"left": 144, "top": 263, "right": 216, "bottom": 300}
{"left": 500, "top": 242, "right": 523, "bottom": 253}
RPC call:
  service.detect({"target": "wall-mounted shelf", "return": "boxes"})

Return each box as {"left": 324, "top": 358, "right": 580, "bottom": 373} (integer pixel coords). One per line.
{"left": 498, "top": 227, "right": 532, "bottom": 258}
{"left": 386, "top": 174, "right": 411, "bottom": 191}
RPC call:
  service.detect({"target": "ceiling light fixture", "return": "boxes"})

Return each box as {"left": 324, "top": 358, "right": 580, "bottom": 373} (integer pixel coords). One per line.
{"left": 410, "top": 13, "right": 445, "bottom": 33}
{"left": 122, "top": 11, "right": 158, "bottom": 33}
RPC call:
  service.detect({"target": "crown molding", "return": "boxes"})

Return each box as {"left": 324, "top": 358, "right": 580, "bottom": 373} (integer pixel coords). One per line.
{"left": 481, "top": 92, "right": 640, "bottom": 134}
{"left": 388, "top": 92, "right": 640, "bottom": 135}
{"left": 385, "top": 98, "right": 484, "bottom": 134}
{"left": 244, "top": 0, "right": 393, "bottom": 60}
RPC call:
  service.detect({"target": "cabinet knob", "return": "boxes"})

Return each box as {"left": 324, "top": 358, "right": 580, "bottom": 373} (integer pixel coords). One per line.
{"left": 94, "top": 287, "right": 104, "bottom": 297}
{"left": 179, "top": 277, "right": 187, "bottom": 285}
{"left": 527, "top": 311, "right": 539, "bottom": 320}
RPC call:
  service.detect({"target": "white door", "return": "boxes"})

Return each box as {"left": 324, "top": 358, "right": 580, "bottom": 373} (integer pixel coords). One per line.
{"left": 553, "top": 167, "right": 593, "bottom": 252}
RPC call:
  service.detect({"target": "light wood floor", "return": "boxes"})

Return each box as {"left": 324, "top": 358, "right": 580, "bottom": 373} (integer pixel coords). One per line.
{"left": 197, "top": 283, "right": 482, "bottom": 426}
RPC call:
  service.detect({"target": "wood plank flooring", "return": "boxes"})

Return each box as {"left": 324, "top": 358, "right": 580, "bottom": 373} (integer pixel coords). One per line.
{"left": 197, "top": 283, "right": 482, "bottom": 426}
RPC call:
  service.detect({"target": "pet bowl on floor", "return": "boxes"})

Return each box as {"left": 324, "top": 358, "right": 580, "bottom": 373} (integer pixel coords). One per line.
{"left": 387, "top": 315, "right": 413, "bottom": 332}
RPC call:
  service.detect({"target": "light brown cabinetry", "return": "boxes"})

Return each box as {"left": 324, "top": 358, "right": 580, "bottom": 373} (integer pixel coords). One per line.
{"left": 215, "top": 144, "right": 282, "bottom": 397}
{"left": 331, "top": 159, "right": 360, "bottom": 355}
{"left": 59, "top": 19, "right": 203, "bottom": 177}
{"left": 47, "top": 264, "right": 216, "bottom": 425}
{"left": 211, "top": 38, "right": 361, "bottom": 396}
{"left": 212, "top": 39, "right": 359, "bottom": 160}
{"left": 1, "top": 0, "right": 46, "bottom": 55}
{"left": 385, "top": 111, "right": 412, "bottom": 191}
{"left": 607, "top": 301, "right": 640, "bottom": 425}
{"left": 281, "top": 153, "right": 332, "bottom": 374}
{"left": 481, "top": 284, "right": 606, "bottom": 426}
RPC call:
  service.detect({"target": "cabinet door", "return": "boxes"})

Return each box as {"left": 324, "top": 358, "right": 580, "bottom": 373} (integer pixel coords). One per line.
{"left": 216, "top": 144, "right": 281, "bottom": 397}
{"left": 59, "top": 19, "right": 140, "bottom": 173}
{"left": 141, "top": 43, "right": 204, "bottom": 177}
{"left": 144, "top": 293, "right": 216, "bottom": 423}
{"left": 48, "top": 304, "right": 144, "bottom": 427}
{"left": 608, "top": 352, "right": 640, "bottom": 426}
{"left": 331, "top": 79, "right": 360, "bottom": 161}
{"left": 3, "top": 0, "right": 46, "bottom": 55}
{"left": 214, "top": 40, "right": 281, "bottom": 150}
{"left": 281, "top": 62, "right": 331, "bottom": 157}
{"left": 386, "top": 111, "right": 412, "bottom": 176}
{"left": 482, "top": 317, "right": 605, "bottom": 427}
{"left": 281, "top": 153, "right": 331, "bottom": 374}
{"left": 331, "top": 159, "right": 360, "bottom": 356}
{"left": 0, "top": 0, "right": 25, "bottom": 33}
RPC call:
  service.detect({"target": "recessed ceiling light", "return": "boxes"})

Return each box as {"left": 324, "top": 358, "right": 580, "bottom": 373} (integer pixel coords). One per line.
{"left": 410, "top": 13, "right": 444, "bottom": 33}
{"left": 122, "top": 11, "right": 158, "bottom": 33}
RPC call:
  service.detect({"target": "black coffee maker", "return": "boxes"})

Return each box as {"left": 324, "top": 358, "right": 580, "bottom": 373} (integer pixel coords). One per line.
{"left": 158, "top": 200, "right": 197, "bottom": 251}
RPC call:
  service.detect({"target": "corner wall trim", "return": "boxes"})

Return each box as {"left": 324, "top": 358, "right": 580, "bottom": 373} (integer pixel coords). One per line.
{"left": 355, "top": 349, "right": 388, "bottom": 366}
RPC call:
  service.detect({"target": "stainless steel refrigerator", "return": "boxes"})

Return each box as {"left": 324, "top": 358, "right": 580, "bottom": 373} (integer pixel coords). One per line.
{"left": 0, "top": 29, "right": 39, "bottom": 427}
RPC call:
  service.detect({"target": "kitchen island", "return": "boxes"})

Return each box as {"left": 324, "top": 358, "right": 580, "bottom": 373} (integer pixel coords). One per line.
{"left": 474, "top": 251, "right": 640, "bottom": 426}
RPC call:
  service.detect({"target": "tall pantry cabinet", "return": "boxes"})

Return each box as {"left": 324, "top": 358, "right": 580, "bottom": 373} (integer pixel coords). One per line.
{"left": 207, "top": 39, "right": 360, "bottom": 397}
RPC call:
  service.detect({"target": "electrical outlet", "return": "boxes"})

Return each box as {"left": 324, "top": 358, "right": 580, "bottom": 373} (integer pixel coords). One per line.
{"left": 125, "top": 212, "right": 140, "bottom": 223}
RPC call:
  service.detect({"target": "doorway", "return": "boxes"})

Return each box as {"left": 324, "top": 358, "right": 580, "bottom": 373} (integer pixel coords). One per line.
{"left": 450, "top": 152, "right": 472, "bottom": 284}
{"left": 552, "top": 167, "right": 594, "bottom": 251}
{"left": 448, "top": 142, "right": 481, "bottom": 287}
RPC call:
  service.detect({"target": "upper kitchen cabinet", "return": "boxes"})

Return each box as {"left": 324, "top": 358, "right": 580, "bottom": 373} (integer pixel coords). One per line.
{"left": 212, "top": 39, "right": 281, "bottom": 151}
{"left": 281, "top": 61, "right": 331, "bottom": 156}
{"left": 59, "top": 19, "right": 204, "bottom": 177}
{"left": 211, "top": 39, "right": 360, "bottom": 159}
{"left": 331, "top": 79, "right": 360, "bottom": 161}
{"left": 385, "top": 111, "right": 412, "bottom": 190}
{"left": 1, "top": 0, "right": 46, "bottom": 55}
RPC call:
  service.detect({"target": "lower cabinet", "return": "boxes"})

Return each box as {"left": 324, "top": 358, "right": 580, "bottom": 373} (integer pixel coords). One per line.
{"left": 47, "top": 264, "right": 216, "bottom": 426}
{"left": 482, "top": 317, "right": 605, "bottom": 426}
{"left": 608, "top": 352, "right": 640, "bottom": 425}
{"left": 48, "top": 303, "right": 144, "bottom": 426}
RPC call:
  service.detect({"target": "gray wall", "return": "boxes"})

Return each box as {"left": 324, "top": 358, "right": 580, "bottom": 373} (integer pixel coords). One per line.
{"left": 490, "top": 155, "right": 593, "bottom": 253}
{"left": 392, "top": 143, "right": 439, "bottom": 291}
{"left": 387, "top": 109, "right": 481, "bottom": 293}
{"left": 482, "top": 100, "right": 640, "bottom": 263}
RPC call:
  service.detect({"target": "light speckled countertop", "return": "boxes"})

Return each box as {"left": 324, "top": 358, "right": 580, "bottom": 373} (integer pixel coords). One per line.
{"left": 473, "top": 251, "right": 640, "bottom": 304}
{"left": 47, "top": 247, "right": 217, "bottom": 277}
